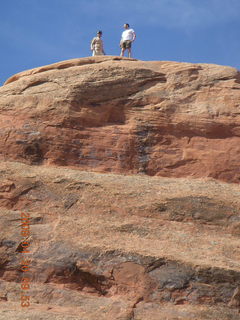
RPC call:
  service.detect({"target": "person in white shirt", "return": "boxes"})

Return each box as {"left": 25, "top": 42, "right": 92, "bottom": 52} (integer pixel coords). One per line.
{"left": 120, "top": 23, "right": 136, "bottom": 58}
{"left": 91, "top": 30, "right": 105, "bottom": 56}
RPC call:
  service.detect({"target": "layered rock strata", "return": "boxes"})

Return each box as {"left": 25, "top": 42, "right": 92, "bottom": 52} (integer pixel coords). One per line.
{"left": 0, "top": 161, "right": 240, "bottom": 319}
{"left": 1, "top": 57, "right": 240, "bottom": 319}
{"left": 1, "top": 56, "right": 240, "bottom": 182}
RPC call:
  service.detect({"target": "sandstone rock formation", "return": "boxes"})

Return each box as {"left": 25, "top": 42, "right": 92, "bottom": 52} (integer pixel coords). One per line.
{"left": 1, "top": 56, "right": 240, "bottom": 182}
{"left": 0, "top": 161, "right": 240, "bottom": 319}
{"left": 0, "top": 57, "right": 240, "bottom": 319}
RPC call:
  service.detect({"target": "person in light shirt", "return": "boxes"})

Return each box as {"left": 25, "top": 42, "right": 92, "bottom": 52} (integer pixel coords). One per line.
{"left": 120, "top": 23, "right": 136, "bottom": 58}
{"left": 91, "top": 30, "right": 105, "bottom": 56}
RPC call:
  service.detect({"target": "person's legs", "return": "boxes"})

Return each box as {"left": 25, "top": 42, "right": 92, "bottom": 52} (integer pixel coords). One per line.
{"left": 120, "top": 48, "right": 125, "bottom": 57}
{"left": 120, "top": 41, "right": 126, "bottom": 56}
{"left": 93, "top": 50, "right": 104, "bottom": 56}
{"left": 124, "top": 41, "right": 132, "bottom": 58}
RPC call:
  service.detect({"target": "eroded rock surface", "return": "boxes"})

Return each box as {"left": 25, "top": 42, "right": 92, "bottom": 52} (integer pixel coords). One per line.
{"left": 0, "top": 161, "right": 240, "bottom": 319}
{"left": 1, "top": 57, "right": 240, "bottom": 182}
{"left": 1, "top": 57, "right": 240, "bottom": 319}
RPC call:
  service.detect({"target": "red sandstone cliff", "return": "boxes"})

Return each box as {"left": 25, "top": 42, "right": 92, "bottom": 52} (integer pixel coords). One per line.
{"left": 0, "top": 57, "right": 240, "bottom": 319}
{"left": 1, "top": 56, "right": 240, "bottom": 182}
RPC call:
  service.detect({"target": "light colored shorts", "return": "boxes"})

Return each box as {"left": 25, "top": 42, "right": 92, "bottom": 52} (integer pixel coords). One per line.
{"left": 92, "top": 50, "right": 104, "bottom": 56}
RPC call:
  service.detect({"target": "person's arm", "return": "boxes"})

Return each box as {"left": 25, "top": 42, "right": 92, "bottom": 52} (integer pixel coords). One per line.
{"left": 119, "top": 32, "right": 123, "bottom": 46}
{"left": 132, "top": 31, "right": 136, "bottom": 42}
{"left": 90, "top": 38, "right": 95, "bottom": 51}
{"left": 102, "top": 40, "right": 106, "bottom": 55}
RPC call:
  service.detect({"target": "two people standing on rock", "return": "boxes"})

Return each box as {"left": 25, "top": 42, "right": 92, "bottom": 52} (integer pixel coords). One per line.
{"left": 90, "top": 24, "right": 136, "bottom": 58}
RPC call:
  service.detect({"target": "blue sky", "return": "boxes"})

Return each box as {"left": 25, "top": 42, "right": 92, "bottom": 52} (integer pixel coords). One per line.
{"left": 1, "top": 0, "right": 240, "bottom": 85}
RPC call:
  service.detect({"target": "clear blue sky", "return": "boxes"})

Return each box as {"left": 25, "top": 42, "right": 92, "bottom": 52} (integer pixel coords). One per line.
{"left": 1, "top": 0, "right": 240, "bottom": 85}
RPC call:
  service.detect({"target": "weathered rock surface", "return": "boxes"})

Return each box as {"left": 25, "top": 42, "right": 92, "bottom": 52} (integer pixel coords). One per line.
{"left": 0, "top": 161, "right": 240, "bottom": 319}
{"left": 1, "top": 57, "right": 240, "bottom": 319}
{"left": 1, "top": 56, "right": 240, "bottom": 182}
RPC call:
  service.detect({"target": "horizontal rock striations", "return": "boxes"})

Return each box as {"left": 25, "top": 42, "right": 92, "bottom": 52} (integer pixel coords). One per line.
{"left": 1, "top": 57, "right": 240, "bottom": 319}
{"left": 0, "top": 161, "right": 240, "bottom": 319}
{"left": 1, "top": 56, "right": 240, "bottom": 182}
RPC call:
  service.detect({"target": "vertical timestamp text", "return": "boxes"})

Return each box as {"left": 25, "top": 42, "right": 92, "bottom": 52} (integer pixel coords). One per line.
{"left": 19, "top": 211, "right": 31, "bottom": 308}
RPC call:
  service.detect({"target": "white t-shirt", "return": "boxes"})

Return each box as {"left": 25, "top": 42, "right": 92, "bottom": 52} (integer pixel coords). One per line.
{"left": 121, "top": 28, "right": 135, "bottom": 41}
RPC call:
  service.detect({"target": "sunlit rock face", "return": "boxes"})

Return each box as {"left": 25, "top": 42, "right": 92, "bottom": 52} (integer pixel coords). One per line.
{"left": 0, "top": 57, "right": 240, "bottom": 320}
{"left": 1, "top": 56, "right": 240, "bottom": 182}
